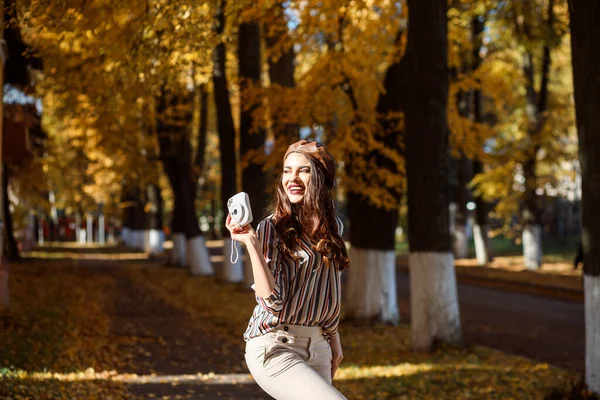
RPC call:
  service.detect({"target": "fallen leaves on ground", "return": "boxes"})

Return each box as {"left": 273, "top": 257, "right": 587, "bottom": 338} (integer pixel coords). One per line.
{"left": 0, "top": 262, "right": 134, "bottom": 399}
{"left": 0, "top": 256, "right": 581, "bottom": 400}
{"left": 135, "top": 265, "right": 579, "bottom": 399}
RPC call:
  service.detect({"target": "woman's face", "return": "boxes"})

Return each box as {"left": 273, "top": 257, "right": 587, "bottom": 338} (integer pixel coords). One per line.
{"left": 282, "top": 152, "right": 311, "bottom": 204}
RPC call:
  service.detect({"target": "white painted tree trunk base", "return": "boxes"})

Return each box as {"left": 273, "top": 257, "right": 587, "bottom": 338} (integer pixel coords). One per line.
{"left": 121, "top": 227, "right": 131, "bottom": 247}
{"left": 223, "top": 238, "right": 244, "bottom": 283}
{"left": 585, "top": 274, "right": 600, "bottom": 394}
{"left": 98, "top": 214, "right": 105, "bottom": 245}
{"left": 473, "top": 224, "right": 491, "bottom": 266}
{"left": 86, "top": 215, "right": 94, "bottom": 244}
{"left": 453, "top": 224, "right": 469, "bottom": 259}
{"left": 144, "top": 229, "right": 165, "bottom": 254}
{"left": 170, "top": 233, "right": 187, "bottom": 266}
{"left": 132, "top": 230, "right": 146, "bottom": 250}
{"left": 409, "top": 251, "right": 462, "bottom": 351}
{"left": 345, "top": 248, "right": 399, "bottom": 324}
{"left": 523, "top": 224, "right": 542, "bottom": 270}
{"left": 188, "top": 236, "right": 214, "bottom": 276}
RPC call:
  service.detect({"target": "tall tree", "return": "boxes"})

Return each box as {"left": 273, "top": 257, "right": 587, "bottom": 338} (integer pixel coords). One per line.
{"left": 344, "top": 27, "right": 405, "bottom": 325}
{"left": 239, "top": 21, "right": 267, "bottom": 225}
{"left": 213, "top": 0, "right": 242, "bottom": 282}
{"left": 470, "top": 14, "right": 493, "bottom": 266}
{"left": 405, "top": 0, "right": 462, "bottom": 350}
{"left": 157, "top": 90, "right": 213, "bottom": 275}
{"left": 515, "top": 0, "right": 555, "bottom": 270}
{"left": 3, "top": 164, "right": 20, "bottom": 262}
{"left": 569, "top": 0, "right": 600, "bottom": 394}
{"left": 265, "top": 1, "right": 299, "bottom": 167}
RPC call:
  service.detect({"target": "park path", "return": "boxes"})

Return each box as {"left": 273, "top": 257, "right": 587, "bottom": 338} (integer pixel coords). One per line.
{"left": 395, "top": 273, "right": 585, "bottom": 372}
{"left": 74, "top": 256, "right": 270, "bottom": 400}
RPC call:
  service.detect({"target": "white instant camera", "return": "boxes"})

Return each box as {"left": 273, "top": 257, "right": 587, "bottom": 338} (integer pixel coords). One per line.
{"left": 227, "top": 192, "right": 253, "bottom": 227}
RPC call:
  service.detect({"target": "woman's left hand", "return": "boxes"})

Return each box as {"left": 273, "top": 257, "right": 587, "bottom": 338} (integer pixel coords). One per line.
{"left": 330, "top": 332, "right": 343, "bottom": 379}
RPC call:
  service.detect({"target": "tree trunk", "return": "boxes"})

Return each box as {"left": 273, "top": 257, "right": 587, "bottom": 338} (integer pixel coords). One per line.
{"left": 569, "top": 1, "right": 600, "bottom": 393}
{"left": 214, "top": 0, "right": 242, "bottom": 282}
{"left": 164, "top": 161, "right": 187, "bottom": 266}
{"left": 3, "top": 164, "right": 20, "bottom": 262}
{"left": 521, "top": 0, "right": 554, "bottom": 270}
{"left": 453, "top": 156, "right": 471, "bottom": 259}
{"left": 265, "top": 2, "right": 299, "bottom": 166}
{"left": 157, "top": 90, "right": 212, "bottom": 274}
{"left": 344, "top": 30, "right": 404, "bottom": 325}
{"left": 132, "top": 187, "right": 146, "bottom": 250}
{"left": 404, "top": 0, "right": 462, "bottom": 351}
{"left": 86, "top": 213, "right": 94, "bottom": 244}
{"left": 239, "top": 21, "right": 268, "bottom": 288}
{"left": 144, "top": 184, "right": 164, "bottom": 255}
{"left": 471, "top": 15, "right": 492, "bottom": 265}
{"left": 346, "top": 198, "right": 400, "bottom": 324}
{"left": 239, "top": 22, "right": 267, "bottom": 225}
{"left": 472, "top": 160, "right": 492, "bottom": 264}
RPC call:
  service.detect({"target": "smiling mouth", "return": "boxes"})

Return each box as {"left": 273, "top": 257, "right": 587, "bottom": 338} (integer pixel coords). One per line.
{"left": 288, "top": 185, "right": 305, "bottom": 194}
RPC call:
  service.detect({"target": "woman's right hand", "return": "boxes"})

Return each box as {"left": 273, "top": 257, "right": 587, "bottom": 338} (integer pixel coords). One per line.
{"left": 225, "top": 214, "right": 257, "bottom": 246}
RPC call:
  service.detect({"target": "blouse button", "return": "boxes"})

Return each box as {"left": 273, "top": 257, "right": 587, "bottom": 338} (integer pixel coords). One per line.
{"left": 282, "top": 338, "right": 288, "bottom": 343}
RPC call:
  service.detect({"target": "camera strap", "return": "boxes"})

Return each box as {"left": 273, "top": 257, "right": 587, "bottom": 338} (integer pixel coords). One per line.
{"left": 230, "top": 238, "right": 240, "bottom": 264}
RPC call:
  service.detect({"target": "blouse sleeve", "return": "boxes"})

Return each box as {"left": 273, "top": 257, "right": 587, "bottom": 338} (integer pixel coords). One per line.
{"left": 321, "top": 217, "right": 345, "bottom": 342}
{"left": 254, "top": 218, "right": 286, "bottom": 315}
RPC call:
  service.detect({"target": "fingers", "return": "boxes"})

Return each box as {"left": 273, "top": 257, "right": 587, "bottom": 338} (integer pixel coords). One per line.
{"left": 331, "top": 356, "right": 342, "bottom": 379}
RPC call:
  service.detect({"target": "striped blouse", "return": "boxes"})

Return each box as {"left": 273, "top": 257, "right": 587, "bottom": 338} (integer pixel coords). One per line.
{"left": 243, "top": 216, "right": 344, "bottom": 343}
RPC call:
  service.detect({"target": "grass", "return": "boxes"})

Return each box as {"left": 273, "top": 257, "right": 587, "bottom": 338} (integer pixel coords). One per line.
{"left": 396, "top": 234, "right": 580, "bottom": 264}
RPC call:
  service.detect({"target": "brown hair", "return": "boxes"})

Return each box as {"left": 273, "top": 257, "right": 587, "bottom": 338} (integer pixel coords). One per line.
{"left": 267, "top": 157, "right": 350, "bottom": 270}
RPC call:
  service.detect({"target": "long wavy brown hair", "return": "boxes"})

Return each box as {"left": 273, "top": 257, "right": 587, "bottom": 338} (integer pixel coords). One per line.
{"left": 266, "top": 157, "right": 350, "bottom": 270}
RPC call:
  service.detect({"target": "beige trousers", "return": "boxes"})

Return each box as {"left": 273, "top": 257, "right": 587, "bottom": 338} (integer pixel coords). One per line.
{"left": 245, "top": 325, "right": 347, "bottom": 400}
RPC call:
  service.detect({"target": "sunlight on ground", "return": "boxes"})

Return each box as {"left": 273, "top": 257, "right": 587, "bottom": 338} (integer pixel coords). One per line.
{"left": 455, "top": 256, "right": 582, "bottom": 277}
{"left": 35, "top": 242, "right": 122, "bottom": 249}
{"left": 3, "top": 369, "right": 255, "bottom": 385}
{"left": 21, "top": 251, "right": 151, "bottom": 261}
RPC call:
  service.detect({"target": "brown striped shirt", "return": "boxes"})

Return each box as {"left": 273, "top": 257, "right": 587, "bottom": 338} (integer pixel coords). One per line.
{"left": 243, "top": 216, "right": 344, "bottom": 342}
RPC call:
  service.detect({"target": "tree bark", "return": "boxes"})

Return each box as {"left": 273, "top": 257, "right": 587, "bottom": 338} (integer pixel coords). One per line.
{"left": 213, "top": 0, "right": 242, "bottom": 281}
{"left": 191, "top": 84, "right": 209, "bottom": 198}
{"left": 471, "top": 15, "right": 492, "bottom": 265}
{"left": 144, "top": 184, "right": 164, "bottom": 254}
{"left": 404, "top": 0, "right": 462, "bottom": 351}
{"left": 157, "top": 90, "right": 212, "bottom": 274}
{"left": 265, "top": 2, "right": 299, "bottom": 165}
{"left": 569, "top": 0, "right": 600, "bottom": 393}
{"left": 343, "top": 26, "right": 405, "bottom": 325}
{"left": 3, "top": 164, "right": 20, "bottom": 262}
{"left": 239, "top": 21, "right": 267, "bottom": 224}
{"left": 453, "top": 155, "right": 471, "bottom": 259}
{"left": 521, "top": 0, "right": 554, "bottom": 270}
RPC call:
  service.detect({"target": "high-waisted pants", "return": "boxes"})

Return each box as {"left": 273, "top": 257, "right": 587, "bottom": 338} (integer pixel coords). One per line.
{"left": 245, "top": 324, "right": 347, "bottom": 400}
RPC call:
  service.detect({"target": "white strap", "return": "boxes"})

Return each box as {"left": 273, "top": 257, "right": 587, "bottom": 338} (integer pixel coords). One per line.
{"left": 230, "top": 238, "right": 239, "bottom": 264}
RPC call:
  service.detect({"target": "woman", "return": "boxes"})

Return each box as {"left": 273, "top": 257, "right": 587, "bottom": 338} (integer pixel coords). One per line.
{"left": 225, "top": 140, "right": 349, "bottom": 399}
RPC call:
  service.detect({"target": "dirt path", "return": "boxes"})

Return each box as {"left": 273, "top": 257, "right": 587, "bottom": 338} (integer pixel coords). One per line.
{"left": 82, "top": 259, "right": 270, "bottom": 400}
{"left": 395, "top": 273, "right": 585, "bottom": 372}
